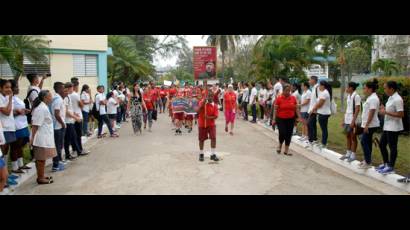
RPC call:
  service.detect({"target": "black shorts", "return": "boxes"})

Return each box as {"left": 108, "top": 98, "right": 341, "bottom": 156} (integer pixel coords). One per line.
{"left": 108, "top": 114, "right": 117, "bottom": 120}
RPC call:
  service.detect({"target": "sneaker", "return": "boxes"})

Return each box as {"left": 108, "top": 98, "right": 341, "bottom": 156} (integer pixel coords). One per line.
{"left": 60, "top": 160, "right": 69, "bottom": 165}
{"left": 397, "top": 176, "right": 410, "bottom": 183}
{"left": 67, "top": 155, "right": 77, "bottom": 160}
{"left": 7, "top": 178, "right": 18, "bottom": 186}
{"left": 199, "top": 154, "right": 204, "bottom": 162}
{"left": 52, "top": 164, "right": 65, "bottom": 172}
{"left": 347, "top": 155, "right": 356, "bottom": 163}
{"left": 8, "top": 174, "right": 19, "bottom": 180}
{"left": 77, "top": 152, "right": 89, "bottom": 157}
{"left": 340, "top": 154, "right": 350, "bottom": 160}
{"left": 379, "top": 166, "right": 394, "bottom": 175}
{"left": 210, "top": 154, "right": 220, "bottom": 162}
{"left": 376, "top": 164, "right": 386, "bottom": 172}
{"left": 358, "top": 161, "right": 372, "bottom": 169}
{"left": 82, "top": 150, "right": 91, "bottom": 154}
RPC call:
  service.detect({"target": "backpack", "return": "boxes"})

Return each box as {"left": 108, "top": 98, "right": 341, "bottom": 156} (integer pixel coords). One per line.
{"left": 24, "top": 88, "right": 39, "bottom": 124}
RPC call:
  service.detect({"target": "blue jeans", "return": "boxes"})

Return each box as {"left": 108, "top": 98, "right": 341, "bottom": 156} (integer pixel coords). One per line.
{"left": 360, "top": 127, "right": 377, "bottom": 164}
{"left": 53, "top": 128, "right": 65, "bottom": 168}
{"left": 318, "top": 114, "right": 330, "bottom": 145}
{"left": 82, "top": 111, "right": 89, "bottom": 135}
{"left": 308, "top": 113, "right": 317, "bottom": 142}
{"left": 379, "top": 131, "right": 399, "bottom": 168}
{"left": 143, "top": 110, "right": 153, "bottom": 128}
{"left": 242, "top": 102, "right": 248, "bottom": 120}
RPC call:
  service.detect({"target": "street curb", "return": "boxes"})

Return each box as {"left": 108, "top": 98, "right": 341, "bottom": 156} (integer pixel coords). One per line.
{"left": 0, "top": 125, "right": 108, "bottom": 195}
{"left": 256, "top": 121, "right": 410, "bottom": 193}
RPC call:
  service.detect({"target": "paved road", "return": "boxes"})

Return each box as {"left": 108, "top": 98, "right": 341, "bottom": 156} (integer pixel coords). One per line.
{"left": 14, "top": 112, "right": 404, "bottom": 195}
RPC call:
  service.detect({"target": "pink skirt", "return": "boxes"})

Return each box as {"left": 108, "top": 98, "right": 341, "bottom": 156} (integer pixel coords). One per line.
{"left": 225, "top": 109, "right": 235, "bottom": 123}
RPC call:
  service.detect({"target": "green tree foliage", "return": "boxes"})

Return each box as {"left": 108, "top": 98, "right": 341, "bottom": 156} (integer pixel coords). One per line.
{"left": 0, "top": 35, "right": 50, "bottom": 80}
{"left": 372, "top": 58, "right": 401, "bottom": 76}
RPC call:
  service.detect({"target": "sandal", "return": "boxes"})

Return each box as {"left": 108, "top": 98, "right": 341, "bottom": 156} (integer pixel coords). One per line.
{"left": 37, "top": 178, "right": 53, "bottom": 185}
{"left": 11, "top": 169, "right": 25, "bottom": 174}
{"left": 276, "top": 149, "right": 281, "bottom": 154}
{"left": 229, "top": 131, "right": 234, "bottom": 136}
{"left": 284, "top": 152, "right": 293, "bottom": 156}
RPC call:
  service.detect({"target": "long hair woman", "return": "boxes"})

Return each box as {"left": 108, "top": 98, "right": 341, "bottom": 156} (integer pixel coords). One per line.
{"left": 80, "top": 84, "right": 93, "bottom": 136}
{"left": 359, "top": 78, "right": 380, "bottom": 169}
{"left": 130, "top": 83, "right": 146, "bottom": 134}
{"left": 30, "top": 90, "right": 56, "bottom": 184}
{"left": 311, "top": 80, "right": 332, "bottom": 149}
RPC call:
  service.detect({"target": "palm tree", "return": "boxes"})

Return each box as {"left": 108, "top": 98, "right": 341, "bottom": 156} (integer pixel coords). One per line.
{"left": 203, "top": 35, "right": 240, "bottom": 79}
{"left": 372, "top": 58, "right": 401, "bottom": 76}
{"left": 308, "top": 35, "right": 372, "bottom": 111}
{"left": 0, "top": 35, "right": 50, "bottom": 80}
{"left": 108, "top": 35, "right": 154, "bottom": 83}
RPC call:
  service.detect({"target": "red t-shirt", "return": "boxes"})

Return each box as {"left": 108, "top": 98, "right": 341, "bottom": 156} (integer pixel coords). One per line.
{"left": 275, "top": 95, "right": 297, "bottom": 119}
{"left": 150, "top": 89, "right": 158, "bottom": 101}
{"left": 160, "top": 89, "right": 167, "bottom": 98}
{"left": 168, "top": 88, "right": 177, "bottom": 98}
{"left": 143, "top": 93, "right": 154, "bottom": 110}
{"left": 224, "top": 91, "right": 237, "bottom": 111}
{"left": 198, "top": 99, "right": 219, "bottom": 128}
{"left": 212, "top": 89, "right": 220, "bottom": 104}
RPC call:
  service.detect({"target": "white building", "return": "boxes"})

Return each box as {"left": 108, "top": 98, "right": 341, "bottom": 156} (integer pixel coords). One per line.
{"left": 372, "top": 35, "right": 410, "bottom": 73}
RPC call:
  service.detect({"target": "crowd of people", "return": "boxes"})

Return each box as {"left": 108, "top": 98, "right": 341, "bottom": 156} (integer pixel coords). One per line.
{"left": 234, "top": 76, "right": 409, "bottom": 183}
{"left": 1, "top": 73, "right": 409, "bottom": 192}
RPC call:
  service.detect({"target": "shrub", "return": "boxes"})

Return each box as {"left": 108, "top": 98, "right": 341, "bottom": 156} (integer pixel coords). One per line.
{"left": 329, "top": 80, "right": 341, "bottom": 88}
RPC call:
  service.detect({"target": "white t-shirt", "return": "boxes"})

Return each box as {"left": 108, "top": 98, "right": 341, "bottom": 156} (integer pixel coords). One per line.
{"left": 361, "top": 93, "right": 380, "bottom": 128}
{"left": 317, "top": 89, "right": 331, "bottom": 115}
{"left": 31, "top": 102, "right": 55, "bottom": 148}
{"left": 27, "top": 85, "right": 40, "bottom": 106}
{"left": 308, "top": 84, "right": 319, "bottom": 113}
{"left": 107, "top": 97, "right": 118, "bottom": 115}
{"left": 51, "top": 94, "right": 66, "bottom": 130}
{"left": 249, "top": 87, "right": 258, "bottom": 104}
{"left": 0, "top": 94, "right": 16, "bottom": 132}
{"left": 258, "top": 89, "right": 267, "bottom": 104}
{"left": 266, "top": 89, "right": 274, "bottom": 105}
{"left": 242, "top": 88, "right": 250, "bottom": 103}
{"left": 292, "top": 91, "right": 301, "bottom": 104}
{"left": 13, "top": 96, "right": 28, "bottom": 130}
{"left": 112, "top": 90, "right": 119, "bottom": 109}
{"left": 64, "top": 96, "right": 75, "bottom": 124}
{"left": 70, "top": 92, "right": 82, "bottom": 120}
{"left": 384, "top": 92, "right": 404, "bottom": 132}
{"left": 344, "top": 92, "right": 361, "bottom": 125}
{"left": 300, "top": 90, "right": 312, "bottom": 113}
{"left": 81, "top": 91, "right": 91, "bottom": 113}
{"left": 273, "top": 82, "right": 283, "bottom": 100}
{"left": 95, "top": 93, "right": 107, "bottom": 115}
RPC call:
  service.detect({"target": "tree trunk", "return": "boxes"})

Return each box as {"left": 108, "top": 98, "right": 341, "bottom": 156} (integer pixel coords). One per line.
{"left": 221, "top": 51, "right": 225, "bottom": 81}
{"left": 340, "top": 64, "right": 346, "bottom": 112}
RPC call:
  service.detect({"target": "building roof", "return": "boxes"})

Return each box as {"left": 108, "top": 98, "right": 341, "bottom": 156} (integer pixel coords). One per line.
{"left": 312, "top": 56, "right": 336, "bottom": 62}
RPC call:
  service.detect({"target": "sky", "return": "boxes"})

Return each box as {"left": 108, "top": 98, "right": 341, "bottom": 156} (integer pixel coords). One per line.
{"left": 153, "top": 35, "right": 207, "bottom": 69}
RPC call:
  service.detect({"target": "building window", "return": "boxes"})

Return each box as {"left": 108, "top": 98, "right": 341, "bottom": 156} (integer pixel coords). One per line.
{"left": 73, "top": 54, "right": 97, "bottom": 77}
{"left": 0, "top": 62, "right": 14, "bottom": 77}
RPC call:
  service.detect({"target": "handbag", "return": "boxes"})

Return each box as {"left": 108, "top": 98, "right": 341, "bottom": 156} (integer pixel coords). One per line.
{"left": 152, "top": 110, "right": 157, "bottom": 121}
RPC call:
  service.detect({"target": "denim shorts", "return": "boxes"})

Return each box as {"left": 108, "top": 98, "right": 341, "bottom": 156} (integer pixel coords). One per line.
{"left": 4, "top": 131, "right": 16, "bottom": 144}
{"left": 0, "top": 157, "right": 5, "bottom": 169}
{"left": 301, "top": 112, "right": 309, "bottom": 120}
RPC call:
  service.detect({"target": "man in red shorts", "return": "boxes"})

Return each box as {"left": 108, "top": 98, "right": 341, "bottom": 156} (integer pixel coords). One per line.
{"left": 197, "top": 90, "right": 219, "bottom": 162}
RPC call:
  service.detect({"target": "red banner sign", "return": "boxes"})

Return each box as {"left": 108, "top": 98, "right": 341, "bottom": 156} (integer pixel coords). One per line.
{"left": 193, "top": 46, "right": 217, "bottom": 80}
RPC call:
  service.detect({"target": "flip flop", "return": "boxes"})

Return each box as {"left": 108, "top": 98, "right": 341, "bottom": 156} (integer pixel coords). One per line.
{"left": 284, "top": 152, "right": 293, "bottom": 156}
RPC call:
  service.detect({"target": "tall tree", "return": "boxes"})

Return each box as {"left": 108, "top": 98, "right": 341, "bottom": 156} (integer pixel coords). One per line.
{"left": 0, "top": 35, "right": 50, "bottom": 80}
{"left": 308, "top": 35, "right": 372, "bottom": 111}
